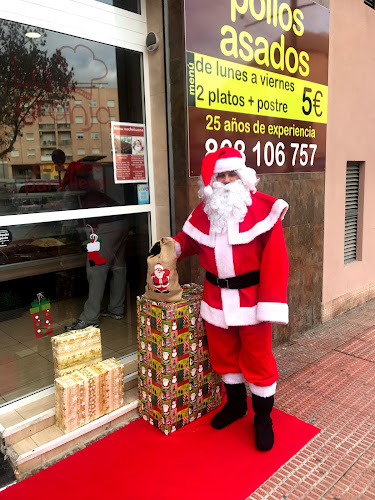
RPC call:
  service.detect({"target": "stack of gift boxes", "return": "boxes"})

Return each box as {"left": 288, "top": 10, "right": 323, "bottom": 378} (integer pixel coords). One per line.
{"left": 52, "top": 326, "right": 124, "bottom": 433}
{"left": 137, "top": 283, "right": 222, "bottom": 435}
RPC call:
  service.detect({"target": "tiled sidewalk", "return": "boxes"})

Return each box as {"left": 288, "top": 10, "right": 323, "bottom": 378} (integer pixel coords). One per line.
{"left": 249, "top": 300, "right": 375, "bottom": 500}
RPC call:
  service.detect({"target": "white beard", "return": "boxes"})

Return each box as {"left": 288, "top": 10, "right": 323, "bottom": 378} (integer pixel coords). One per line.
{"left": 202, "top": 180, "right": 252, "bottom": 233}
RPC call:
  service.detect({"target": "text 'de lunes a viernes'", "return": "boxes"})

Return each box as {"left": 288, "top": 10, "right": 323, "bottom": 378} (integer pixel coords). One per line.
{"left": 187, "top": 52, "right": 328, "bottom": 124}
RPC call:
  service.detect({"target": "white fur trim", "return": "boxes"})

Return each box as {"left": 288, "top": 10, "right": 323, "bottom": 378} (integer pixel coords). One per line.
{"left": 228, "top": 199, "right": 289, "bottom": 245}
{"left": 257, "top": 302, "right": 289, "bottom": 324}
{"left": 222, "top": 289, "right": 260, "bottom": 325}
{"left": 214, "top": 156, "right": 245, "bottom": 173}
{"left": 214, "top": 232, "right": 235, "bottom": 278}
{"left": 201, "top": 300, "right": 260, "bottom": 328}
{"left": 222, "top": 373, "right": 246, "bottom": 384}
{"left": 166, "top": 237, "right": 181, "bottom": 259}
{"left": 204, "top": 185, "right": 213, "bottom": 196}
{"left": 174, "top": 240, "right": 181, "bottom": 258}
{"left": 182, "top": 216, "right": 216, "bottom": 248}
{"left": 200, "top": 301, "right": 228, "bottom": 328}
{"left": 87, "top": 241, "right": 100, "bottom": 251}
{"left": 249, "top": 382, "right": 277, "bottom": 397}
{"left": 209, "top": 228, "right": 260, "bottom": 327}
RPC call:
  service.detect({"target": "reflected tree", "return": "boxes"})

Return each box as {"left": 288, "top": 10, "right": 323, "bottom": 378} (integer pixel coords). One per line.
{"left": 0, "top": 20, "right": 76, "bottom": 160}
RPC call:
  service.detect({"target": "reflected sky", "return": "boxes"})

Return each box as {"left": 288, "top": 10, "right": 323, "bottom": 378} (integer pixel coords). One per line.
{"left": 4, "top": 20, "right": 118, "bottom": 88}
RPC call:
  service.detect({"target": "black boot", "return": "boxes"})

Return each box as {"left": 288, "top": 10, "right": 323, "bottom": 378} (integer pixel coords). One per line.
{"left": 211, "top": 383, "right": 247, "bottom": 429}
{"left": 252, "top": 394, "right": 274, "bottom": 451}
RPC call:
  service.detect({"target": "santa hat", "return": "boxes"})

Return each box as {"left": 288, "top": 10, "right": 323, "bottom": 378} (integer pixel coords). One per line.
{"left": 154, "top": 263, "right": 163, "bottom": 271}
{"left": 201, "top": 147, "right": 247, "bottom": 196}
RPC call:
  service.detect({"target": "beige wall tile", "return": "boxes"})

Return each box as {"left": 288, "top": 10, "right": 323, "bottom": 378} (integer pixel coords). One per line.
{"left": 110, "top": 408, "right": 139, "bottom": 430}
{"left": 153, "top": 149, "right": 169, "bottom": 206}
{"left": 122, "top": 359, "right": 137, "bottom": 376}
{"left": 146, "top": 0, "right": 163, "bottom": 34}
{"left": 147, "top": 33, "right": 166, "bottom": 96}
{"left": 0, "top": 410, "right": 25, "bottom": 429}
{"left": 16, "top": 455, "right": 42, "bottom": 480}
{"left": 123, "top": 378, "right": 138, "bottom": 392}
{"left": 32, "top": 425, "right": 65, "bottom": 447}
{"left": 155, "top": 204, "right": 171, "bottom": 240}
{"left": 150, "top": 93, "right": 167, "bottom": 155}
{"left": 41, "top": 440, "right": 82, "bottom": 466}
{"left": 12, "top": 437, "right": 38, "bottom": 456}
{"left": 16, "top": 395, "right": 55, "bottom": 420}
{"left": 75, "top": 423, "right": 112, "bottom": 447}
{"left": 6, "top": 416, "right": 56, "bottom": 446}
{"left": 123, "top": 387, "right": 138, "bottom": 405}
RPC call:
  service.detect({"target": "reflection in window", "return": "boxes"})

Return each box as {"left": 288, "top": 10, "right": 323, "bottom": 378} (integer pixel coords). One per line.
{"left": 0, "top": 18, "right": 145, "bottom": 216}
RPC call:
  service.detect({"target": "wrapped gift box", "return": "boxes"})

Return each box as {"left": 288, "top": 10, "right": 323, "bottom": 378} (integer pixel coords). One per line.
{"left": 137, "top": 283, "right": 222, "bottom": 435}
{"left": 51, "top": 326, "right": 102, "bottom": 378}
{"left": 30, "top": 296, "right": 54, "bottom": 338}
{"left": 55, "top": 357, "right": 124, "bottom": 433}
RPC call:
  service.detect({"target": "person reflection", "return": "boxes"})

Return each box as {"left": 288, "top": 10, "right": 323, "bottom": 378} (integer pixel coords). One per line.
{"left": 61, "top": 160, "right": 129, "bottom": 332}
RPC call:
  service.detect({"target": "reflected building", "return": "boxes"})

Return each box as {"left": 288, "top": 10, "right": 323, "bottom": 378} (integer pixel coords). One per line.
{"left": 2, "top": 85, "right": 119, "bottom": 183}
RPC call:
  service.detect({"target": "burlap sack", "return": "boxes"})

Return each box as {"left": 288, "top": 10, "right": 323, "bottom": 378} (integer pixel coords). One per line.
{"left": 144, "top": 237, "right": 183, "bottom": 302}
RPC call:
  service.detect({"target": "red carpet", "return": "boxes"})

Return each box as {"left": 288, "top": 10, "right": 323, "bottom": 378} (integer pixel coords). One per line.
{"left": 1, "top": 398, "right": 319, "bottom": 500}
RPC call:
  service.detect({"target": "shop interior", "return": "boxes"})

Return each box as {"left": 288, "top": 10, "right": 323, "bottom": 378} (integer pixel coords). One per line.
{"left": 0, "top": 18, "right": 150, "bottom": 406}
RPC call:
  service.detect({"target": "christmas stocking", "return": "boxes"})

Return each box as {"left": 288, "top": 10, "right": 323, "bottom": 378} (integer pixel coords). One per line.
{"left": 83, "top": 231, "right": 107, "bottom": 267}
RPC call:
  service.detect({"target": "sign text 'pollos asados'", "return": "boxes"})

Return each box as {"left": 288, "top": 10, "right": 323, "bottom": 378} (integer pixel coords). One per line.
{"left": 221, "top": 0, "right": 309, "bottom": 76}
{"left": 185, "top": 0, "right": 329, "bottom": 175}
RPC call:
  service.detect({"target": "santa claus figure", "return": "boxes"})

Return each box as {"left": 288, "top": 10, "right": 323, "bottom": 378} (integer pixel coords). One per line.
{"left": 151, "top": 263, "right": 170, "bottom": 294}
{"left": 165, "top": 146, "right": 288, "bottom": 451}
{"left": 133, "top": 139, "right": 144, "bottom": 154}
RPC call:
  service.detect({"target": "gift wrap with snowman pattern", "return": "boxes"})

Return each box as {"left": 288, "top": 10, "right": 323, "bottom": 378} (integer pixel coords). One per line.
{"left": 51, "top": 326, "right": 102, "bottom": 378}
{"left": 55, "top": 358, "right": 124, "bottom": 433}
{"left": 137, "top": 283, "right": 222, "bottom": 435}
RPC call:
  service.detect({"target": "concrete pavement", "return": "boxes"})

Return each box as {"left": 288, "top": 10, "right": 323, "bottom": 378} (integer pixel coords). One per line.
{"left": 249, "top": 299, "right": 375, "bottom": 499}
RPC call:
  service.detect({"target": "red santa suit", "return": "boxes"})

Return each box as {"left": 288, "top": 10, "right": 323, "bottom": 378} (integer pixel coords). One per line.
{"left": 173, "top": 187, "right": 289, "bottom": 395}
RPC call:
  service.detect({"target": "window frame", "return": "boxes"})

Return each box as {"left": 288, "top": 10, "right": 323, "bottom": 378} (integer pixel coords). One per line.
{"left": 0, "top": 0, "right": 156, "bottom": 245}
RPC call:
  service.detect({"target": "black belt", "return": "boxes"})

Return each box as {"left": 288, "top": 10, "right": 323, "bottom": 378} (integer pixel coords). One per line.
{"left": 205, "top": 270, "right": 260, "bottom": 289}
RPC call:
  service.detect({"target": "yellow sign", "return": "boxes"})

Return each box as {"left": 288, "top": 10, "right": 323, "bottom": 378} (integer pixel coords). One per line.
{"left": 187, "top": 51, "right": 328, "bottom": 124}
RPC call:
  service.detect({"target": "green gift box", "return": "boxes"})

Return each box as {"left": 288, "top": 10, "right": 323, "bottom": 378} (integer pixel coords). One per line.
{"left": 137, "top": 283, "right": 222, "bottom": 435}
{"left": 30, "top": 296, "right": 53, "bottom": 338}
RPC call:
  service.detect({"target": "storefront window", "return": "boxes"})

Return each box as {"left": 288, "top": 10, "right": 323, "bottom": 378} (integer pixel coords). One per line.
{"left": 0, "top": 19, "right": 148, "bottom": 216}
{"left": 94, "top": 0, "right": 140, "bottom": 14}
{"left": 0, "top": 18, "right": 150, "bottom": 405}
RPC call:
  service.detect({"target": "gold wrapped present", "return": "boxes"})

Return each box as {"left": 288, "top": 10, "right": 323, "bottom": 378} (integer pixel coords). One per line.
{"left": 55, "top": 358, "right": 124, "bottom": 433}
{"left": 51, "top": 326, "right": 102, "bottom": 377}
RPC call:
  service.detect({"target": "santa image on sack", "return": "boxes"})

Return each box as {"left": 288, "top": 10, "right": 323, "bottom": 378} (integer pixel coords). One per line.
{"left": 151, "top": 263, "right": 170, "bottom": 293}
{"left": 150, "top": 146, "right": 289, "bottom": 451}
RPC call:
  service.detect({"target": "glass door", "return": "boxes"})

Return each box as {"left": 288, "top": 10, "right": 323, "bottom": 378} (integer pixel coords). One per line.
{"left": 0, "top": 17, "right": 151, "bottom": 405}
